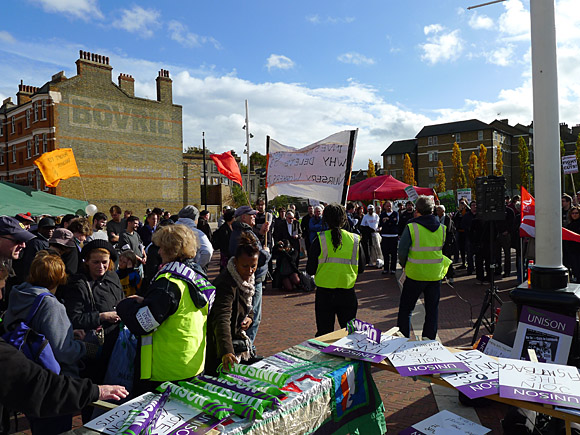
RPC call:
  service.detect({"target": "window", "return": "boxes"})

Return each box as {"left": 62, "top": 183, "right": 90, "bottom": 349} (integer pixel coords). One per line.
{"left": 36, "top": 170, "right": 41, "bottom": 190}
{"left": 11, "top": 146, "right": 16, "bottom": 163}
{"left": 0, "top": 120, "right": 3, "bottom": 136}
{"left": 26, "top": 141, "right": 31, "bottom": 159}
{"left": 250, "top": 179, "right": 255, "bottom": 192}
{"left": 386, "top": 155, "right": 396, "bottom": 165}
{"left": 478, "top": 130, "right": 484, "bottom": 141}
{"left": 493, "top": 131, "right": 498, "bottom": 141}
{"left": 42, "top": 133, "right": 47, "bottom": 153}
{"left": 34, "top": 136, "right": 39, "bottom": 155}
{"left": 0, "top": 152, "right": 3, "bottom": 165}
{"left": 455, "top": 133, "right": 461, "bottom": 142}
{"left": 433, "top": 136, "right": 438, "bottom": 145}
{"left": 33, "top": 102, "right": 38, "bottom": 122}
{"left": 212, "top": 177, "right": 218, "bottom": 185}
{"left": 11, "top": 117, "right": 15, "bottom": 134}
{"left": 428, "top": 167, "right": 435, "bottom": 178}
{"left": 428, "top": 136, "right": 432, "bottom": 145}
{"left": 41, "top": 100, "right": 47, "bottom": 120}
{"left": 27, "top": 172, "right": 33, "bottom": 186}
{"left": 26, "top": 109, "right": 30, "bottom": 128}
{"left": 428, "top": 151, "right": 438, "bottom": 162}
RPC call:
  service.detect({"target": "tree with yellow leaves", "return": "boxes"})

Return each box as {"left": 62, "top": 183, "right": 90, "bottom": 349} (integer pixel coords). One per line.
{"left": 435, "top": 160, "right": 446, "bottom": 193}
{"left": 403, "top": 153, "right": 416, "bottom": 186}
{"left": 478, "top": 144, "right": 488, "bottom": 176}
{"left": 494, "top": 146, "right": 504, "bottom": 176}
{"left": 451, "top": 142, "right": 467, "bottom": 190}
{"left": 519, "top": 137, "right": 532, "bottom": 191}
{"left": 467, "top": 151, "right": 479, "bottom": 192}
{"left": 367, "top": 159, "right": 376, "bottom": 178}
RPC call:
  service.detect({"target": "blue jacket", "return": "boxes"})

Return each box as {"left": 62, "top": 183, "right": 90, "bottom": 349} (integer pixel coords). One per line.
{"left": 4, "top": 282, "right": 85, "bottom": 377}
{"left": 309, "top": 217, "right": 327, "bottom": 243}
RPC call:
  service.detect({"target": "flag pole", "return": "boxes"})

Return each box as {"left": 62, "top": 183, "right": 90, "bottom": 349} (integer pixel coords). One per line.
{"left": 265, "top": 135, "right": 270, "bottom": 210}
{"left": 203, "top": 132, "right": 208, "bottom": 211}
{"left": 78, "top": 176, "right": 88, "bottom": 204}
{"left": 340, "top": 129, "right": 357, "bottom": 206}
{"left": 244, "top": 100, "right": 251, "bottom": 203}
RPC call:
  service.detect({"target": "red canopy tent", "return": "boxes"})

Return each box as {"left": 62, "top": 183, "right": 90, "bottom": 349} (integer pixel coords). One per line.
{"left": 347, "top": 175, "right": 435, "bottom": 201}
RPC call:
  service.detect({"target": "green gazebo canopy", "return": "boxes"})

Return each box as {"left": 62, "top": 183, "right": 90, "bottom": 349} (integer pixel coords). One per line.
{"left": 0, "top": 181, "right": 88, "bottom": 217}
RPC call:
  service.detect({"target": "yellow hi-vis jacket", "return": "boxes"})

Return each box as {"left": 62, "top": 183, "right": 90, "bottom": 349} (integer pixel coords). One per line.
{"left": 315, "top": 229, "right": 360, "bottom": 289}
{"left": 140, "top": 273, "right": 207, "bottom": 381}
{"left": 405, "top": 222, "right": 450, "bottom": 281}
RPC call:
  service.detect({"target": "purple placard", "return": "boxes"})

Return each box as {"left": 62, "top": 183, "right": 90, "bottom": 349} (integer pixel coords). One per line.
{"left": 348, "top": 319, "right": 382, "bottom": 343}
{"left": 476, "top": 335, "right": 491, "bottom": 353}
{"left": 167, "top": 413, "right": 224, "bottom": 435}
{"left": 396, "top": 362, "right": 470, "bottom": 377}
{"left": 399, "top": 427, "right": 426, "bottom": 435}
{"left": 520, "top": 306, "right": 575, "bottom": 336}
{"left": 321, "top": 345, "right": 386, "bottom": 363}
{"left": 456, "top": 380, "right": 499, "bottom": 399}
{"left": 500, "top": 385, "right": 580, "bottom": 409}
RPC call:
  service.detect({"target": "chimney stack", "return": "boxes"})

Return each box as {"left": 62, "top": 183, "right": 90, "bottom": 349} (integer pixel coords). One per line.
{"left": 156, "top": 69, "right": 172, "bottom": 104}
{"left": 17, "top": 80, "right": 39, "bottom": 105}
{"left": 118, "top": 73, "right": 135, "bottom": 97}
{"left": 76, "top": 50, "right": 113, "bottom": 83}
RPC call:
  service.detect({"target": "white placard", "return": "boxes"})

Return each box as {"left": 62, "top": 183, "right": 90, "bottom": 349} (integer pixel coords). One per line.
{"left": 404, "top": 185, "right": 419, "bottom": 201}
{"left": 477, "top": 336, "right": 513, "bottom": 358}
{"left": 399, "top": 410, "right": 490, "bottom": 435}
{"left": 498, "top": 358, "right": 580, "bottom": 409}
{"left": 562, "top": 155, "right": 579, "bottom": 175}
{"left": 456, "top": 188, "right": 472, "bottom": 204}
{"left": 387, "top": 340, "right": 470, "bottom": 376}
{"left": 321, "top": 331, "right": 408, "bottom": 363}
{"left": 441, "top": 350, "right": 499, "bottom": 399}
{"left": 266, "top": 130, "right": 357, "bottom": 203}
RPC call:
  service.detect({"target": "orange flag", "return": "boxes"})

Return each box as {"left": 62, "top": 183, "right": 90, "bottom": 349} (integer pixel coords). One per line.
{"left": 33, "top": 148, "right": 80, "bottom": 187}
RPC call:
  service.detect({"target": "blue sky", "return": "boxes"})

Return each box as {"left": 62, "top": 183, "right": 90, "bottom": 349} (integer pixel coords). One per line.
{"left": 1, "top": 0, "right": 579, "bottom": 170}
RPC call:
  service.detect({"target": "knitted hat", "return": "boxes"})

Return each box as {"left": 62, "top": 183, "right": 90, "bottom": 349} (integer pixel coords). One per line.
{"left": 178, "top": 205, "right": 200, "bottom": 222}
{"left": 81, "top": 239, "right": 118, "bottom": 262}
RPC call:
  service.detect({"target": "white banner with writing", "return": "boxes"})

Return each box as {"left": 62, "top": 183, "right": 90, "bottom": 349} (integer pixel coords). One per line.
{"left": 266, "top": 130, "right": 357, "bottom": 203}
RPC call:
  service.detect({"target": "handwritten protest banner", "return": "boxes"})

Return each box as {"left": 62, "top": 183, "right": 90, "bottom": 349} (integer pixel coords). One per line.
{"left": 511, "top": 306, "right": 575, "bottom": 364}
{"left": 404, "top": 185, "right": 418, "bottom": 202}
{"left": 399, "top": 410, "right": 490, "bottom": 435}
{"left": 476, "top": 335, "right": 513, "bottom": 358}
{"left": 499, "top": 358, "right": 580, "bottom": 409}
{"left": 266, "top": 130, "right": 357, "bottom": 203}
{"left": 321, "top": 331, "right": 407, "bottom": 363}
{"left": 387, "top": 340, "right": 470, "bottom": 376}
{"left": 441, "top": 350, "right": 499, "bottom": 399}
{"left": 33, "top": 148, "right": 80, "bottom": 187}
{"left": 562, "top": 155, "right": 579, "bottom": 175}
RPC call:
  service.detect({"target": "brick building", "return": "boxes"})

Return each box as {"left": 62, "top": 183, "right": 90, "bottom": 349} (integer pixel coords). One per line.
{"left": 0, "top": 50, "right": 184, "bottom": 214}
{"left": 381, "top": 139, "right": 417, "bottom": 181}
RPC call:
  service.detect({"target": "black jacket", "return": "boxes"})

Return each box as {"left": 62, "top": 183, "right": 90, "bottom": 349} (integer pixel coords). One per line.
{"left": 0, "top": 338, "right": 99, "bottom": 418}
{"left": 205, "top": 269, "right": 254, "bottom": 375}
{"left": 229, "top": 221, "right": 271, "bottom": 280}
{"left": 12, "top": 233, "right": 50, "bottom": 284}
{"left": 379, "top": 211, "right": 399, "bottom": 236}
{"left": 58, "top": 270, "right": 124, "bottom": 336}
{"left": 274, "top": 220, "right": 302, "bottom": 252}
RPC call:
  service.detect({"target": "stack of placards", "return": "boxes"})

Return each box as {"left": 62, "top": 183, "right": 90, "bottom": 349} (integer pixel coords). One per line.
{"left": 321, "top": 331, "right": 407, "bottom": 363}
{"left": 510, "top": 306, "right": 575, "bottom": 364}
{"left": 399, "top": 410, "right": 490, "bottom": 435}
{"left": 441, "top": 350, "right": 499, "bottom": 399}
{"left": 476, "top": 335, "right": 512, "bottom": 358}
{"left": 387, "top": 340, "right": 470, "bottom": 376}
{"left": 499, "top": 358, "right": 580, "bottom": 409}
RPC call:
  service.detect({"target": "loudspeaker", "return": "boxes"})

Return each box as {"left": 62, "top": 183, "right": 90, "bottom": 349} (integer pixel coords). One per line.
{"left": 476, "top": 175, "right": 506, "bottom": 221}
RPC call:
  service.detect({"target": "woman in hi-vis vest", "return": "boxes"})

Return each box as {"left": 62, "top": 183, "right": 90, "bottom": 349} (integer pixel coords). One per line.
{"left": 306, "top": 204, "right": 366, "bottom": 337}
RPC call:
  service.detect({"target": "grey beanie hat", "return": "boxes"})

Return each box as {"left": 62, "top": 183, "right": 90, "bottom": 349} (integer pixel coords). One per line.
{"left": 178, "top": 205, "right": 200, "bottom": 221}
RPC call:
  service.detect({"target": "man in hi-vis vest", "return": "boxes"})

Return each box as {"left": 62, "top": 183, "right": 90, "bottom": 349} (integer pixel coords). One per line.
{"left": 397, "top": 195, "right": 451, "bottom": 340}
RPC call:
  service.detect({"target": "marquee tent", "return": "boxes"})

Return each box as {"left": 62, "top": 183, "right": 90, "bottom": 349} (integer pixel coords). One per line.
{"left": 347, "top": 175, "right": 435, "bottom": 201}
{"left": 0, "top": 181, "right": 88, "bottom": 216}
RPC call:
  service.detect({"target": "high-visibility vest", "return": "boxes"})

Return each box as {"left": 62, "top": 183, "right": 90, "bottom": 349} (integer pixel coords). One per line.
{"left": 405, "top": 222, "right": 447, "bottom": 281}
{"left": 140, "top": 273, "right": 207, "bottom": 381}
{"left": 315, "top": 229, "right": 360, "bottom": 289}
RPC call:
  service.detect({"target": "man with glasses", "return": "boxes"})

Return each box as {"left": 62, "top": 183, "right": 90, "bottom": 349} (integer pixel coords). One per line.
{"left": 0, "top": 216, "right": 35, "bottom": 262}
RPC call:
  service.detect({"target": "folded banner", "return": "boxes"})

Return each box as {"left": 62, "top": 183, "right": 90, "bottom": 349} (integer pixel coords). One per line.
{"left": 266, "top": 130, "right": 357, "bottom": 204}
{"left": 33, "top": 148, "right": 80, "bottom": 187}
{"left": 210, "top": 151, "right": 243, "bottom": 186}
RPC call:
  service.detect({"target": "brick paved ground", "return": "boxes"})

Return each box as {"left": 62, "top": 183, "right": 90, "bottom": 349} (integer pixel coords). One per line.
{"left": 10, "top": 254, "right": 516, "bottom": 434}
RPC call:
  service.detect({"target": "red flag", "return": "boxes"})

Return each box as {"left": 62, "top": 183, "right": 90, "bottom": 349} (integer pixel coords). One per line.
{"left": 519, "top": 186, "right": 580, "bottom": 242}
{"left": 210, "top": 151, "right": 243, "bottom": 186}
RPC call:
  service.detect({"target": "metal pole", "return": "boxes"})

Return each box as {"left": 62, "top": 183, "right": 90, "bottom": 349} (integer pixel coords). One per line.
{"left": 245, "top": 100, "right": 251, "bottom": 203}
{"left": 530, "top": 0, "right": 562, "bottom": 270}
{"left": 202, "top": 131, "right": 208, "bottom": 211}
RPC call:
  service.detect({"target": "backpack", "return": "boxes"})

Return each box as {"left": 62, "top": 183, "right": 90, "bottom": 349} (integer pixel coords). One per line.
{"left": 2, "top": 292, "right": 61, "bottom": 374}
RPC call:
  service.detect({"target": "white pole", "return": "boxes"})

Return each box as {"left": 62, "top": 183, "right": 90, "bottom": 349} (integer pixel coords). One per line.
{"left": 245, "top": 99, "right": 251, "bottom": 200}
{"left": 530, "top": 0, "right": 562, "bottom": 269}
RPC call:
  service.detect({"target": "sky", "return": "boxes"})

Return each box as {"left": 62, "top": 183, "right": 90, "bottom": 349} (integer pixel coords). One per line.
{"left": 1, "top": 0, "right": 579, "bottom": 170}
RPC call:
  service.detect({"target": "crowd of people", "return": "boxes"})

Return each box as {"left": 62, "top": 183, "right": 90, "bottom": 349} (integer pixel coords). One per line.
{"left": 0, "top": 190, "right": 574, "bottom": 433}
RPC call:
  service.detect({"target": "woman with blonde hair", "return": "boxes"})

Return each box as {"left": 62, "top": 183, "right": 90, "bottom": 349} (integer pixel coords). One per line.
{"left": 4, "top": 251, "right": 87, "bottom": 434}
{"left": 118, "top": 224, "right": 215, "bottom": 394}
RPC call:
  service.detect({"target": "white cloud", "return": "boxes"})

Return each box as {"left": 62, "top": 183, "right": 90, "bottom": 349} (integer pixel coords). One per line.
{"left": 30, "top": 0, "right": 103, "bottom": 20}
{"left": 337, "top": 52, "right": 375, "bottom": 65}
{"left": 469, "top": 13, "right": 494, "bottom": 30}
{"left": 420, "top": 29, "right": 464, "bottom": 64}
{"left": 167, "top": 20, "right": 221, "bottom": 49}
{"left": 265, "top": 54, "right": 295, "bottom": 71}
{"left": 112, "top": 6, "right": 161, "bottom": 38}
{"left": 498, "top": 0, "right": 530, "bottom": 41}
{"left": 0, "top": 31, "right": 15, "bottom": 44}
{"left": 306, "top": 15, "right": 355, "bottom": 24}
{"left": 485, "top": 44, "right": 515, "bottom": 66}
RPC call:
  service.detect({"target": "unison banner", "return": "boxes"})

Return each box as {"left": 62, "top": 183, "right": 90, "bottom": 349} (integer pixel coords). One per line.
{"left": 266, "top": 130, "right": 357, "bottom": 204}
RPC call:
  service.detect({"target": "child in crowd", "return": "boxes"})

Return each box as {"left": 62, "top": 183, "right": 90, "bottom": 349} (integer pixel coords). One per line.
{"left": 117, "top": 250, "right": 142, "bottom": 296}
